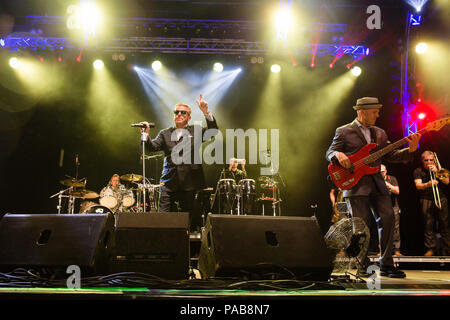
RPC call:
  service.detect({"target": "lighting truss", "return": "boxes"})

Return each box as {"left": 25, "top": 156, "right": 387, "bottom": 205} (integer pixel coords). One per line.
{"left": 2, "top": 35, "right": 367, "bottom": 59}
{"left": 2, "top": 16, "right": 365, "bottom": 58}
{"left": 25, "top": 16, "right": 346, "bottom": 34}
{"left": 104, "top": 37, "right": 270, "bottom": 55}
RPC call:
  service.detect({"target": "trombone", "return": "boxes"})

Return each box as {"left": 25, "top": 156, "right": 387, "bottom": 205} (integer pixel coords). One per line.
{"left": 430, "top": 152, "right": 449, "bottom": 210}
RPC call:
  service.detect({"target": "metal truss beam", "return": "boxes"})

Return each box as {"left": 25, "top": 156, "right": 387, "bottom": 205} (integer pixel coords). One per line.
{"left": 3, "top": 35, "right": 367, "bottom": 58}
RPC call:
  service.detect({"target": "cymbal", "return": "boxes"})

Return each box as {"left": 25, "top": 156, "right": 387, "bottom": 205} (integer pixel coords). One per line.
{"left": 120, "top": 173, "right": 143, "bottom": 182}
{"left": 60, "top": 178, "right": 86, "bottom": 187}
{"left": 70, "top": 189, "right": 99, "bottom": 199}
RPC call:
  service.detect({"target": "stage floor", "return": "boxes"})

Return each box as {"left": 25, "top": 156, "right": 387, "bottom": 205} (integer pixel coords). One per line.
{"left": 1, "top": 269, "right": 449, "bottom": 318}
{"left": 1, "top": 269, "right": 450, "bottom": 298}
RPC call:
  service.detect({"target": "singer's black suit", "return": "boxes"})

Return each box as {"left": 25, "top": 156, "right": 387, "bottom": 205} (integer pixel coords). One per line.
{"left": 145, "top": 116, "right": 218, "bottom": 230}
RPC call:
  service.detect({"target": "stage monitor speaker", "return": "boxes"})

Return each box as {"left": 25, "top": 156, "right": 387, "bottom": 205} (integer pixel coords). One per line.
{"left": 110, "top": 212, "right": 190, "bottom": 280}
{"left": 198, "top": 214, "right": 333, "bottom": 281}
{"left": 0, "top": 213, "right": 115, "bottom": 276}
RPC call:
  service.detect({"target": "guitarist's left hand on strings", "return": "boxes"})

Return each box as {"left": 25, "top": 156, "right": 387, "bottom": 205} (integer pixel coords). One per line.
{"left": 406, "top": 132, "right": 421, "bottom": 152}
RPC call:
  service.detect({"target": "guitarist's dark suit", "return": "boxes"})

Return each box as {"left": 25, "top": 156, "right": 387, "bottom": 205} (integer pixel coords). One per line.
{"left": 326, "top": 119, "right": 413, "bottom": 269}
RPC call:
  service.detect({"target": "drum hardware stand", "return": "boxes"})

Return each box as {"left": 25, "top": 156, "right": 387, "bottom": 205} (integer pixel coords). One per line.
{"left": 50, "top": 187, "right": 72, "bottom": 214}
{"left": 210, "top": 167, "right": 226, "bottom": 213}
{"left": 235, "top": 185, "right": 241, "bottom": 215}
{"left": 260, "top": 149, "right": 283, "bottom": 216}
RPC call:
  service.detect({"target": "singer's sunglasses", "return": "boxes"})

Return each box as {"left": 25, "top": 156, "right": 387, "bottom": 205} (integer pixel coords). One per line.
{"left": 173, "top": 110, "right": 190, "bottom": 115}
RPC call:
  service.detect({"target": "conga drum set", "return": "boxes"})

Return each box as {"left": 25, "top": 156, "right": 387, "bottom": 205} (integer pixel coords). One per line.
{"left": 211, "top": 177, "right": 258, "bottom": 215}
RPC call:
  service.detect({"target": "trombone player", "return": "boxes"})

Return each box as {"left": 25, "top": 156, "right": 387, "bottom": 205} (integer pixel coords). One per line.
{"left": 413, "top": 151, "right": 450, "bottom": 256}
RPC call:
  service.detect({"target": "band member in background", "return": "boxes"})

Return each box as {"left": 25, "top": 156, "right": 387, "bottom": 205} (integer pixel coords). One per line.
{"left": 326, "top": 97, "right": 421, "bottom": 278}
{"left": 380, "top": 164, "right": 402, "bottom": 256}
{"left": 100, "top": 173, "right": 126, "bottom": 212}
{"left": 139, "top": 94, "right": 218, "bottom": 232}
{"left": 413, "top": 151, "right": 450, "bottom": 256}
{"left": 225, "top": 158, "right": 247, "bottom": 182}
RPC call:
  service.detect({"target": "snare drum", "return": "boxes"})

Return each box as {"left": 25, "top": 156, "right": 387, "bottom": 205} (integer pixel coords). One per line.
{"left": 100, "top": 187, "right": 118, "bottom": 209}
{"left": 122, "top": 189, "right": 135, "bottom": 208}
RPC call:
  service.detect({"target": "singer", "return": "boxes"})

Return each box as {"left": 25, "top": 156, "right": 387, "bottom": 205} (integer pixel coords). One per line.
{"left": 139, "top": 94, "right": 218, "bottom": 232}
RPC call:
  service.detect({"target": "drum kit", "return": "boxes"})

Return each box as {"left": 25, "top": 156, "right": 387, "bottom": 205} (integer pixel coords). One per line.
{"left": 50, "top": 176, "right": 103, "bottom": 214}
{"left": 50, "top": 173, "right": 160, "bottom": 215}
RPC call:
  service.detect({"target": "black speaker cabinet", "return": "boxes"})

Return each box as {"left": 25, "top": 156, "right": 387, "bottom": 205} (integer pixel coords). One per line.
{"left": 0, "top": 213, "right": 115, "bottom": 276}
{"left": 110, "top": 212, "right": 190, "bottom": 280}
{"left": 199, "top": 214, "right": 333, "bottom": 281}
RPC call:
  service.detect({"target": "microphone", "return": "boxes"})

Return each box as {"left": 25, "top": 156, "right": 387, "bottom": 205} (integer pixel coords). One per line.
{"left": 131, "top": 123, "right": 155, "bottom": 128}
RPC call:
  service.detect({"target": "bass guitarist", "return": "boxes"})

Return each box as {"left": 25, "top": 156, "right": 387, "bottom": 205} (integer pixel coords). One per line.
{"left": 326, "top": 97, "right": 421, "bottom": 278}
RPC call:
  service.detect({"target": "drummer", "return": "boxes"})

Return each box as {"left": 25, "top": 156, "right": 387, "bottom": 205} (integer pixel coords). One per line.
{"left": 224, "top": 158, "right": 247, "bottom": 182}
{"left": 100, "top": 174, "right": 126, "bottom": 212}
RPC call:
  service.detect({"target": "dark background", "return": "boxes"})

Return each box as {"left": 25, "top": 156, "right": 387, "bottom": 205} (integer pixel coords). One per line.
{"left": 0, "top": 1, "right": 449, "bottom": 255}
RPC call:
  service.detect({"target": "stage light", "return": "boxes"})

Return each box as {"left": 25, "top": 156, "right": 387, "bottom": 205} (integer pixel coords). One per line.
{"left": 329, "top": 63, "right": 334, "bottom": 69}
{"left": 213, "top": 62, "right": 223, "bottom": 72}
{"left": 270, "top": 64, "right": 281, "bottom": 73}
{"left": 9, "top": 57, "right": 21, "bottom": 69}
{"left": 351, "top": 66, "right": 362, "bottom": 77}
{"left": 93, "top": 59, "right": 104, "bottom": 70}
{"left": 418, "top": 112, "right": 426, "bottom": 120}
{"left": 274, "top": 5, "right": 292, "bottom": 40}
{"left": 416, "top": 42, "right": 428, "bottom": 54}
{"left": 152, "top": 60, "right": 162, "bottom": 71}
{"left": 0, "top": 38, "right": 5, "bottom": 47}
{"left": 310, "top": 63, "right": 315, "bottom": 68}
{"left": 405, "top": 0, "right": 429, "bottom": 13}
{"left": 67, "top": 2, "right": 102, "bottom": 36}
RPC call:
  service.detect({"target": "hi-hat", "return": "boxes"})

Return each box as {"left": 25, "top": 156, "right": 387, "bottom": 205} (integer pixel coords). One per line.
{"left": 120, "top": 173, "right": 143, "bottom": 182}
{"left": 70, "top": 189, "right": 99, "bottom": 199}
{"left": 60, "top": 178, "right": 86, "bottom": 187}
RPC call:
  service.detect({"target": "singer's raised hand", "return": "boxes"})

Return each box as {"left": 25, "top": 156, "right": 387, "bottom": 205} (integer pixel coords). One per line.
{"left": 196, "top": 94, "right": 209, "bottom": 115}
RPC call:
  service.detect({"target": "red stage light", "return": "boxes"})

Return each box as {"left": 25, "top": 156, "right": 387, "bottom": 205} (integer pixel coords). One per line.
{"left": 418, "top": 112, "right": 426, "bottom": 120}
{"left": 310, "top": 62, "right": 315, "bottom": 68}
{"left": 329, "top": 63, "right": 333, "bottom": 68}
{"left": 76, "top": 56, "right": 81, "bottom": 62}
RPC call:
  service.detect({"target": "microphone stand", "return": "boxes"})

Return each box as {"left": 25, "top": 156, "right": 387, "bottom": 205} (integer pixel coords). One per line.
{"left": 141, "top": 132, "right": 148, "bottom": 213}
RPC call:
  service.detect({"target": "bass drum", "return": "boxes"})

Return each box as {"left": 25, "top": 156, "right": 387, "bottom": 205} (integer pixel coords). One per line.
{"left": 79, "top": 201, "right": 98, "bottom": 214}
{"left": 100, "top": 187, "right": 118, "bottom": 210}
{"left": 84, "top": 205, "right": 113, "bottom": 215}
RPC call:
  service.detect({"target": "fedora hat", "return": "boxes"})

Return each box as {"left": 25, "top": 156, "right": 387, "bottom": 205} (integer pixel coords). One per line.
{"left": 353, "top": 97, "right": 383, "bottom": 110}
